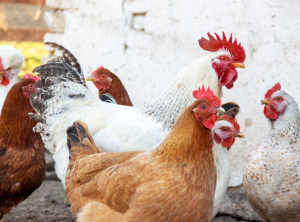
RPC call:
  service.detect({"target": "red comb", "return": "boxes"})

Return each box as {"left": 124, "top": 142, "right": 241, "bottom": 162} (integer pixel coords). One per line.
{"left": 23, "top": 73, "right": 39, "bottom": 81}
{"left": 198, "top": 32, "right": 246, "bottom": 63}
{"left": 265, "top": 83, "right": 281, "bottom": 99}
{"left": 223, "top": 115, "right": 240, "bottom": 131}
{"left": 193, "top": 85, "right": 220, "bottom": 107}
{"left": 91, "top": 66, "right": 104, "bottom": 76}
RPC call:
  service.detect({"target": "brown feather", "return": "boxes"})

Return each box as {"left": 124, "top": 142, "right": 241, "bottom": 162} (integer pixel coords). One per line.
{"left": 0, "top": 79, "right": 46, "bottom": 219}
{"left": 96, "top": 69, "right": 133, "bottom": 106}
{"left": 66, "top": 100, "right": 216, "bottom": 221}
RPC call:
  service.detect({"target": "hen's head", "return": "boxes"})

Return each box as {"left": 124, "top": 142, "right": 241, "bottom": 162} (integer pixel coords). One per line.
{"left": 261, "top": 83, "right": 295, "bottom": 120}
{"left": 199, "top": 32, "right": 246, "bottom": 89}
{"left": 192, "top": 86, "right": 222, "bottom": 129}
{"left": 213, "top": 115, "right": 244, "bottom": 148}
{"left": 0, "top": 46, "right": 24, "bottom": 86}
{"left": 86, "top": 66, "right": 112, "bottom": 90}
{"left": 21, "top": 74, "right": 38, "bottom": 98}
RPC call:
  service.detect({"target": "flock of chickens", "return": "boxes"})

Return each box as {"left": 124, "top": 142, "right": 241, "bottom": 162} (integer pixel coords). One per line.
{"left": 0, "top": 32, "right": 299, "bottom": 222}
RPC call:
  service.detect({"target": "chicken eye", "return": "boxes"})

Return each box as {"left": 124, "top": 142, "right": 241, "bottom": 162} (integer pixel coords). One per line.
{"left": 102, "top": 75, "right": 105, "bottom": 78}
{"left": 200, "top": 104, "right": 206, "bottom": 109}
{"left": 221, "top": 56, "right": 226, "bottom": 61}
{"left": 29, "top": 84, "right": 33, "bottom": 88}
{"left": 222, "top": 127, "right": 228, "bottom": 131}
{"left": 276, "top": 97, "right": 282, "bottom": 101}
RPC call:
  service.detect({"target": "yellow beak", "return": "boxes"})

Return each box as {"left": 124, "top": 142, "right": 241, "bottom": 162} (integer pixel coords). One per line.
{"left": 231, "top": 132, "right": 245, "bottom": 138}
{"left": 86, "top": 76, "right": 98, "bottom": 82}
{"left": 232, "top": 63, "right": 245, "bottom": 68}
{"left": 261, "top": 99, "right": 272, "bottom": 106}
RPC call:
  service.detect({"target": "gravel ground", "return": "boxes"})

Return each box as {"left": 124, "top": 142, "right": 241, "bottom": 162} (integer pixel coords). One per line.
{"left": 2, "top": 181, "right": 75, "bottom": 222}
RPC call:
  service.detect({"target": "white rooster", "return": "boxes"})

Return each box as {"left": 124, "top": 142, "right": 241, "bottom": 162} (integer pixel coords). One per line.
{"left": 0, "top": 46, "right": 24, "bottom": 112}
{"left": 243, "top": 83, "right": 300, "bottom": 222}
{"left": 30, "top": 32, "right": 246, "bottom": 187}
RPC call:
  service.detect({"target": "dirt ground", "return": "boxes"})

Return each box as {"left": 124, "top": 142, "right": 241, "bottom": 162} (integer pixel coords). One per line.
{"left": 2, "top": 181, "right": 75, "bottom": 222}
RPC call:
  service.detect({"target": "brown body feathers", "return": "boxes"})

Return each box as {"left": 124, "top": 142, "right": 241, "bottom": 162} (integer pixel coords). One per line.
{"left": 66, "top": 100, "right": 216, "bottom": 222}
{"left": 0, "top": 79, "right": 46, "bottom": 219}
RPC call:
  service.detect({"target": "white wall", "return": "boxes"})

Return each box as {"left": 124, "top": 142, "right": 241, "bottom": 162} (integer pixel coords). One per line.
{"left": 45, "top": 0, "right": 300, "bottom": 186}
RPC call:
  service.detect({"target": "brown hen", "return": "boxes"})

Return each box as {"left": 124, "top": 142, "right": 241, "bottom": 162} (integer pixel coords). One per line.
{"left": 86, "top": 66, "right": 133, "bottom": 106}
{"left": 0, "top": 76, "right": 45, "bottom": 220}
{"left": 65, "top": 87, "right": 220, "bottom": 222}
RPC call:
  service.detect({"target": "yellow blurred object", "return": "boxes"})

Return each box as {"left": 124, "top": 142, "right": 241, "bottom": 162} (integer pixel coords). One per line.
{"left": 0, "top": 41, "right": 48, "bottom": 81}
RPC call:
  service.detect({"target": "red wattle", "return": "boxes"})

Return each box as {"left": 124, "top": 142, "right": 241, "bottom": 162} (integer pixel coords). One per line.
{"left": 202, "top": 113, "right": 217, "bottom": 129}
{"left": 93, "top": 82, "right": 104, "bottom": 90}
{"left": 219, "top": 67, "right": 237, "bottom": 89}
{"left": 214, "top": 134, "right": 222, "bottom": 144}
{"left": 222, "top": 137, "right": 235, "bottom": 147}
{"left": 263, "top": 106, "right": 279, "bottom": 119}
{"left": 0, "top": 76, "right": 9, "bottom": 86}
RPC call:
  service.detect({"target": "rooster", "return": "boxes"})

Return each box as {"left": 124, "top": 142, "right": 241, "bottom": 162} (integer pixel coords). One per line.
{"left": 0, "top": 74, "right": 46, "bottom": 220}
{"left": 86, "top": 66, "right": 133, "bottom": 106}
{"left": 243, "top": 83, "right": 300, "bottom": 222}
{"left": 29, "top": 32, "right": 246, "bottom": 187}
{"left": 0, "top": 46, "right": 24, "bottom": 112}
{"left": 65, "top": 87, "right": 220, "bottom": 221}
{"left": 211, "top": 115, "right": 244, "bottom": 219}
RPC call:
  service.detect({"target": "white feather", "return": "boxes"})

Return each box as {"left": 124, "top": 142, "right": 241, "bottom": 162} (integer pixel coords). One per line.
{"left": 0, "top": 46, "right": 24, "bottom": 112}
{"left": 37, "top": 50, "right": 231, "bottom": 187}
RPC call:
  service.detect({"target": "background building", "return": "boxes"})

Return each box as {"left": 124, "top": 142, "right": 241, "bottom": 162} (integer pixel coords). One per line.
{"left": 44, "top": 0, "right": 300, "bottom": 186}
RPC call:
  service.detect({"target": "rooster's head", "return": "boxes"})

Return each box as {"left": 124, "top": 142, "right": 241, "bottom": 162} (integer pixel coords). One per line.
{"left": 199, "top": 32, "right": 246, "bottom": 89}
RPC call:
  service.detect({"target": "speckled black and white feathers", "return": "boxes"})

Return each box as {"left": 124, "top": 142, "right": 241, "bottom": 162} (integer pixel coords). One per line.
{"left": 29, "top": 42, "right": 87, "bottom": 121}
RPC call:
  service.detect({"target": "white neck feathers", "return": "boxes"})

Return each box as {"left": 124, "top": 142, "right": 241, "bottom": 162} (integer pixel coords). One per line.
{"left": 139, "top": 53, "right": 223, "bottom": 130}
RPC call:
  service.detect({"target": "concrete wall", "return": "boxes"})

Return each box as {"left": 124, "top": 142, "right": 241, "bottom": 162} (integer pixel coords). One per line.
{"left": 45, "top": 0, "right": 300, "bottom": 186}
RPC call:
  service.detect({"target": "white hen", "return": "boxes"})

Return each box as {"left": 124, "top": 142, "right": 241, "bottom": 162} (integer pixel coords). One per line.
{"left": 0, "top": 46, "right": 24, "bottom": 112}
{"left": 30, "top": 32, "right": 246, "bottom": 187}
{"left": 211, "top": 116, "right": 244, "bottom": 219}
{"left": 243, "top": 83, "right": 300, "bottom": 222}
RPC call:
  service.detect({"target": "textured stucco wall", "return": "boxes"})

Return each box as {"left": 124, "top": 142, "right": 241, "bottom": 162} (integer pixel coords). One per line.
{"left": 45, "top": 0, "right": 300, "bottom": 186}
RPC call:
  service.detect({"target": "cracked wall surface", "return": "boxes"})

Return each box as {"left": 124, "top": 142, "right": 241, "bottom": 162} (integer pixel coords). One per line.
{"left": 45, "top": 0, "right": 300, "bottom": 186}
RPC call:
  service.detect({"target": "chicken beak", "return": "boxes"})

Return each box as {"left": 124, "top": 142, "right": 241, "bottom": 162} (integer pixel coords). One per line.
{"left": 261, "top": 99, "right": 272, "bottom": 106}
{"left": 212, "top": 106, "right": 225, "bottom": 115}
{"left": 232, "top": 63, "right": 245, "bottom": 68}
{"left": 86, "top": 76, "right": 98, "bottom": 82}
{"left": 231, "top": 132, "right": 245, "bottom": 138}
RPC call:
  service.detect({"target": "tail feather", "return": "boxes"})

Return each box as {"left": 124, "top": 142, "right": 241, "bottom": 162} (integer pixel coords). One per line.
{"left": 31, "top": 42, "right": 87, "bottom": 123}
{"left": 67, "top": 120, "right": 103, "bottom": 163}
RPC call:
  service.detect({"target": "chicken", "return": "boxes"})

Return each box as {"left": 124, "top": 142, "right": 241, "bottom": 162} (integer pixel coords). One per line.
{"left": 29, "top": 32, "right": 246, "bottom": 187}
{"left": 0, "top": 74, "right": 45, "bottom": 220}
{"left": 243, "top": 83, "right": 300, "bottom": 222}
{"left": 86, "top": 66, "right": 133, "bottom": 106}
{"left": 211, "top": 115, "right": 244, "bottom": 219}
{"left": 0, "top": 46, "right": 24, "bottom": 112}
{"left": 65, "top": 86, "right": 220, "bottom": 221}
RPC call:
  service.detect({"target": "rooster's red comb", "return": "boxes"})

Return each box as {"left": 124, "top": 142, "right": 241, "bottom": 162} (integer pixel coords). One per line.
{"left": 198, "top": 32, "right": 246, "bottom": 63}
{"left": 193, "top": 85, "right": 220, "bottom": 107}
{"left": 23, "top": 73, "right": 39, "bottom": 81}
{"left": 91, "top": 66, "right": 104, "bottom": 76}
{"left": 222, "top": 115, "right": 240, "bottom": 131}
{"left": 265, "top": 82, "right": 281, "bottom": 99}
